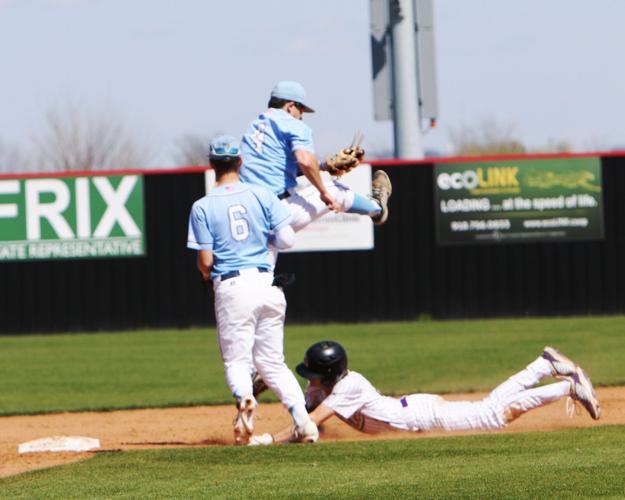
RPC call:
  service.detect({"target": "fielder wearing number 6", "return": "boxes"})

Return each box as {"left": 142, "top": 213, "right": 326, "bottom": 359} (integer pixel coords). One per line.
{"left": 249, "top": 340, "right": 600, "bottom": 445}
{"left": 187, "top": 135, "right": 318, "bottom": 445}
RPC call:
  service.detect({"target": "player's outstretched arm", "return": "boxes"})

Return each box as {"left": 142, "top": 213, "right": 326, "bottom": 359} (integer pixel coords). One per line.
{"left": 249, "top": 403, "right": 336, "bottom": 446}
{"left": 308, "top": 403, "right": 335, "bottom": 427}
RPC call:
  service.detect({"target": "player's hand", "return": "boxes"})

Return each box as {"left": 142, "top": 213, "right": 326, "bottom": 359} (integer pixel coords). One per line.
{"left": 320, "top": 191, "right": 341, "bottom": 212}
{"left": 248, "top": 433, "right": 274, "bottom": 446}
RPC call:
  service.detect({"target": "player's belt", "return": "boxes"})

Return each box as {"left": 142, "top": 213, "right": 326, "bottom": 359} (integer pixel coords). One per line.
{"left": 400, "top": 397, "right": 408, "bottom": 408}
{"left": 278, "top": 190, "right": 291, "bottom": 200}
{"left": 220, "top": 267, "right": 270, "bottom": 282}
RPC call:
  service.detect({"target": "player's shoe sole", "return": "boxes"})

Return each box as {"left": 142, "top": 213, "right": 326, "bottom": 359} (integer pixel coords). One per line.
{"left": 233, "top": 396, "right": 256, "bottom": 445}
{"left": 569, "top": 367, "right": 601, "bottom": 420}
{"left": 542, "top": 346, "right": 577, "bottom": 378}
{"left": 371, "top": 170, "right": 392, "bottom": 225}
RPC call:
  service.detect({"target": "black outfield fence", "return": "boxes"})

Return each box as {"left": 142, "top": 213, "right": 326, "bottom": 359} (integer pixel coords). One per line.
{"left": 2, "top": 153, "right": 625, "bottom": 334}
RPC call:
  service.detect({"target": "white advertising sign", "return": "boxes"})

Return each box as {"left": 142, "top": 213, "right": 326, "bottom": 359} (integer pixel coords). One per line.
{"left": 285, "top": 166, "right": 374, "bottom": 252}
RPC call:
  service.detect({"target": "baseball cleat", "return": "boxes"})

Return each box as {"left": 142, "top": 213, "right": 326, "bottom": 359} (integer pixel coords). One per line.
{"left": 371, "top": 170, "right": 392, "bottom": 225}
{"left": 233, "top": 395, "right": 257, "bottom": 445}
{"left": 568, "top": 367, "right": 601, "bottom": 420}
{"left": 542, "top": 346, "right": 577, "bottom": 378}
{"left": 289, "top": 420, "right": 319, "bottom": 444}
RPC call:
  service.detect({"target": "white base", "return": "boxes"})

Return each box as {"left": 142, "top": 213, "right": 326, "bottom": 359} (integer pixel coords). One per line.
{"left": 18, "top": 436, "right": 101, "bottom": 454}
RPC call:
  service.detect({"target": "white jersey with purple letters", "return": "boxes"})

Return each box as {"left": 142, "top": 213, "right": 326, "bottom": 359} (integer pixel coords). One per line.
{"left": 306, "top": 371, "right": 409, "bottom": 433}
{"left": 306, "top": 359, "right": 571, "bottom": 433}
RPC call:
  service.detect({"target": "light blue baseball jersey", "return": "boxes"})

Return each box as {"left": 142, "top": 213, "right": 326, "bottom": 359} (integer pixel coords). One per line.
{"left": 187, "top": 181, "right": 291, "bottom": 278}
{"left": 240, "top": 108, "right": 315, "bottom": 195}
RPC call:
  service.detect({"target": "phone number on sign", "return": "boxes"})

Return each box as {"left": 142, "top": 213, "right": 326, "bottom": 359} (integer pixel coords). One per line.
{"left": 450, "top": 219, "right": 511, "bottom": 232}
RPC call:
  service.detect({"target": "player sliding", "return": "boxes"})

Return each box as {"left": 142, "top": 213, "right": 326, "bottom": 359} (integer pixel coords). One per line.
{"left": 240, "top": 81, "right": 392, "bottom": 240}
{"left": 249, "top": 341, "right": 601, "bottom": 445}
{"left": 187, "top": 135, "right": 318, "bottom": 445}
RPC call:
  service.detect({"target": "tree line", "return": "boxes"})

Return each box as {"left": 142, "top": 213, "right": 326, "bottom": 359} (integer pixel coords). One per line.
{"left": 0, "top": 103, "right": 214, "bottom": 174}
{"left": 0, "top": 106, "right": 575, "bottom": 174}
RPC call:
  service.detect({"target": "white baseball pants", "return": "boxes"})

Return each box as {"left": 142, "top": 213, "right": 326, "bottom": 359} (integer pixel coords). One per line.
{"left": 284, "top": 177, "right": 355, "bottom": 232}
{"left": 266, "top": 177, "right": 356, "bottom": 266}
{"left": 213, "top": 269, "right": 305, "bottom": 410}
{"left": 405, "top": 356, "right": 570, "bottom": 431}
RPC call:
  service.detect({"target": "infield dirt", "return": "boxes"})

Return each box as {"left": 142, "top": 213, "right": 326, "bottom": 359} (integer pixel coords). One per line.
{"left": 1, "top": 386, "right": 623, "bottom": 479}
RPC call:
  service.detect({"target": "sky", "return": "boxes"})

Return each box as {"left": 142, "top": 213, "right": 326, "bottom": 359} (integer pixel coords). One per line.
{"left": 1, "top": 0, "right": 625, "bottom": 168}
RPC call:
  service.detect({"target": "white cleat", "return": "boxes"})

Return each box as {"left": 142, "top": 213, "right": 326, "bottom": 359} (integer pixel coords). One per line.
{"left": 568, "top": 367, "right": 601, "bottom": 420}
{"left": 233, "top": 395, "right": 257, "bottom": 445}
{"left": 542, "top": 346, "right": 577, "bottom": 378}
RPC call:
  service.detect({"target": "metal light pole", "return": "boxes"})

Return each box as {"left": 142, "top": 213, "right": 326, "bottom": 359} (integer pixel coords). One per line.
{"left": 390, "top": 0, "right": 424, "bottom": 159}
{"left": 370, "top": 0, "right": 437, "bottom": 159}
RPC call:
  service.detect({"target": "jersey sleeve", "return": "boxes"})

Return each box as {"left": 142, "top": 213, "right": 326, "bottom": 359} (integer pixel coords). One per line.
{"left": 322, "top": 374, "right": 365, "bottom": 419}
{"left": 287, "top": 120, "right": 315, "bottom": 154}
{"left": 187, "top": 201, "right": 213, "bottom": 250}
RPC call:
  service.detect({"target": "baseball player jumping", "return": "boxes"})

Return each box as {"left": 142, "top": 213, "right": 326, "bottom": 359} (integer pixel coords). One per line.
{"left": 240, "top": 81, "right": 392, "bottom": 242}
{"left": 249, "top": 340, "right": 601, "bottom": 445}
{"left": 187, "top": 135, "right": 318, "bottom": 445}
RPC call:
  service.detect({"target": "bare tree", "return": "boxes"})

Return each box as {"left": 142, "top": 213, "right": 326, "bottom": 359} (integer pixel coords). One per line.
{"left": 449, "top": 117, "right": 526, "bottom": 156}
{"left": 0, "top": 138, "right": 24, "bottom": 174}
{"left": 173, "top": 133, "right": 216, "bottom": 167}
{"left": 448, "top": 117, "right": 578, "bottom": 156}
{"left": 32, "top": 104, "right": 150, "bottom": 171}
{"left": 534, "top": 138, "right": 573, "bottom": 153}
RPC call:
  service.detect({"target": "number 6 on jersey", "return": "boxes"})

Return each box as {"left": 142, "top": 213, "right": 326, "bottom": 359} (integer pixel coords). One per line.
{"left": 228, "top": 205, "right": 250, "bottom": 241}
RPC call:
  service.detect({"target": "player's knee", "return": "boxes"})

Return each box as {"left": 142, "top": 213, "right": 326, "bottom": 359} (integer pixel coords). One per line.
{"left": 333, "top": 190, "right": 354, "bottom": 212}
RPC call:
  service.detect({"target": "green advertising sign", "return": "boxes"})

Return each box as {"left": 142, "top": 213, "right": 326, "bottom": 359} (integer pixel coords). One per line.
{"left": 434, "top": 158, "right": 603, "bottom": 245}
{"left": 0, "top": 174, "right": 145, "bottom": 260}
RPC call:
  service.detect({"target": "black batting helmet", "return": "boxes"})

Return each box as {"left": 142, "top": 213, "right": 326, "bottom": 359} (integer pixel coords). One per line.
{"left": 296, "top": 340, "right": 348, "bottom": 386}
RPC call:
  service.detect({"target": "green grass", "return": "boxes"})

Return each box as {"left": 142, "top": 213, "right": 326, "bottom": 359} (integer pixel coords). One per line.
{"left": 1, "top": 316, "right": 624, "bottom": 415}
{"left": 2, "top": 318, "right": 624, "bottom": 498}
{"left": 2, "top": 427, "right": 624, "bottom": 499}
